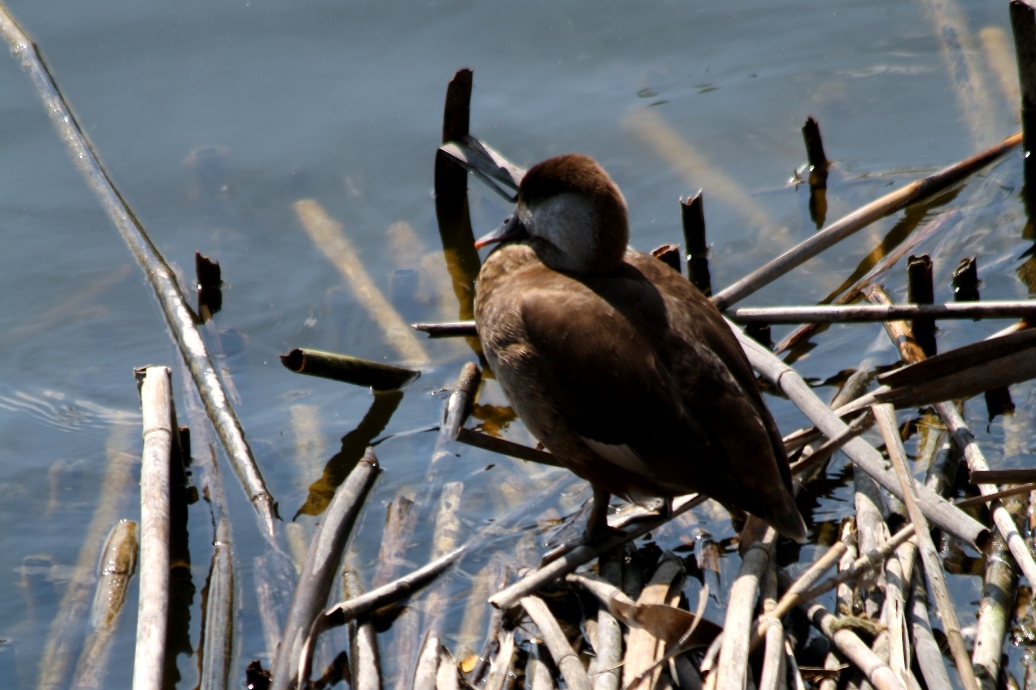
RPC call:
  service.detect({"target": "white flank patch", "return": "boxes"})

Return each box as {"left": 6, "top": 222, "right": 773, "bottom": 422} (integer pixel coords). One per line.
{"left": 581, "top": 437, "right": 652, "bottom": 475}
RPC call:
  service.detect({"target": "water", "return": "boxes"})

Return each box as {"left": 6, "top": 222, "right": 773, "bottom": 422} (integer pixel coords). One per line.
{"left": 0, "top": 0, "right": 1031, "bottom": 687}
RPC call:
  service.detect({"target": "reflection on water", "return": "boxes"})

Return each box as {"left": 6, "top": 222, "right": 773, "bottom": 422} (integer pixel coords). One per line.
{"left": 0, "top": 0, "right": 1033, "bottom": 686}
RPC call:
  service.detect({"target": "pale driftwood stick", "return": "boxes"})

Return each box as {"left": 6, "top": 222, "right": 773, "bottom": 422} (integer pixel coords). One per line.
{"left": 133, "top": 366, "right": 175, "bottom": 690}
{"left": 0, "top": 8, "right": 281, "bottom": 547}
{"left": 717, "top": 523, "right": 776, "bottom": 690}
{"left": 732, "top": 324, "right": 988, "bottom": 547}
{"left": 775, "top": 210, "right": 960, "bottom": 354}
{"left": 520, "top": 595, "right": 593, "bottom": 690}
{"left": 69, "top": 520, "right": 138, "bottom": 690}
{"left": 793, "top": 587, "right": 907, "bottom": 690}
{"left": 624, "top": 557, "right": 685, "bottom": 690}
{"left": 908, "top": 563, "right": 952, "bottom": 689}
{"left": 732, "top": 300, "right": 1036, "bottom": 323}
{"left": 873, "top": 403, "right": 979, "bottom": 690}
{"left": 711, "top": 132, "right": 1021, "bottom": 310}
{"left": 488, "top": 493, "right": 707, "bottom": 610}
{"left": 481, "top": 628, "right": 517, "bottom": 690}
{"left": 271, "top": 447, "right": 380, "bottom": 690}
{"left": 342, "top": 568, "right": 381, "bottom": 690}
{"left": 971, "top": 494, "right": 1024, "bottom": 689}
{"left": 594, "top": 552, "right": 623, "bottom": 690}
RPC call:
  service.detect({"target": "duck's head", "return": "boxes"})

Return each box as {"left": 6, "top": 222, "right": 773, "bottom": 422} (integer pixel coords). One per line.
{"left": 475, "top": 153, "right": 629, "bottom": 273}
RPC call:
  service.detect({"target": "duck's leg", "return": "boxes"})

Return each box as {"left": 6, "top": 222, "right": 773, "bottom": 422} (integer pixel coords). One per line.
{"left": 584, "top": 486, "right": 612, "bottom": 542}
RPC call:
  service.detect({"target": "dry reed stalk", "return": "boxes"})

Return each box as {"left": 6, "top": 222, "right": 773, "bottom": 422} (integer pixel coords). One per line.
{"left": 752, "top": 540, "right": 847, "bottom": 649}
{"left": 199, "top": 514, "right": 235, "bottom": 690}
{"left": 733, "top": 300, "right": 1036, "bottom": 323}
{"left": 712, "top": 130, "right": 1021, "bottom": 311}
{"left": 880, "top": 543, "right": 909, "bottom": 686}
{"left": 907, "top": 562, "right": 952, "bottom": 688}
{"left": 133, "top": 366, "right": 175, "bottom": 690}
{"left": 854, "top": 470, "right": 890, "bottom": 609}
{"left": 593, "top": 553, "right": 623, "bottom": 690}
{"left": 732, "top": 326, "right": 988, "bottom": 546}
{"left": 271, "top": 447, "right": 380, "bottom": 690}
{"left": 757, "top": 565, "right": 784, "bottom": 690}
{"left": 873, "top": 403, "right": 979, "bottom": 690}
{"left": 716, "top": 523, "right": 776, "bottom": 690}
{"left": 818, "top": 520, "right": 858, "bottom": 690}
{"left": 795, "top": 591, "right": 906, "bottom": 690}
{"left": 520, "top": 595, "right": 592, "bottom": 690}
{"left": 455, "top": 427, "right": 559, "bottom": 466}
{"left": 294, "top": 199, "right": 429, "bottom": 366}
{"left": 342, "top": 568, "right": 381, "bottom": 690}
{"left": 971, "top": 494, "right": 1024, "bottom": 689}
{"left": 36, "top": 422, "right": 137, "bottom": 690}
{"left": 526, "top": 643, "right": 556, "bottom": 690}
{"left": 623, "top": 557, "right": 685, "bottom": 690}
{"left": 280, "top": 348, "right": 419, "bottom": 390}
{"left": 69, "top": 520, "right": 138, "bottom": 690}
{"left": 436, "top": 646, "right": 461, "bottom": 690}
{"left": 481, "top": 628, "right": 517, "bottom": 690}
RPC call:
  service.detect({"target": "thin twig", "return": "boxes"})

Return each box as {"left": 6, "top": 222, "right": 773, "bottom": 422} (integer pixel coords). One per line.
{"left": 731, "top": 300, "right": 1036, "bottom": 323}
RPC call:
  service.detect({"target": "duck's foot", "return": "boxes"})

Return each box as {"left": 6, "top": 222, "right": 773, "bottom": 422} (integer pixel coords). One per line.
{"left": 539, "top": 488, "right": 617, "bottom": 566}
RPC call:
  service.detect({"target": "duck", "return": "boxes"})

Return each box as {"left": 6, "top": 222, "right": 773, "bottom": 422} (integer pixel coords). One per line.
{"left": 473, "top": 153, "right": 807, "bottom": 543}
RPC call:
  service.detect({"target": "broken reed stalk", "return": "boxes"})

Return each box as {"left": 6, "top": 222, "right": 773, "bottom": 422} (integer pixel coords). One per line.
{"left": 863, "top": 285, "right": 1036, "bottom": 586}
{"left": 908, "top": 564, "right": 953, "bottom": 688}
{"left": 481, "top": 628, "right": 517, "bottom": 690}
{"left": 177, "top": 363, "right": 237, "bottom": 690}
{"left": 520, "top": 595, "right": 593, "bottom": 690}
{"left": 271, "top": 447, "right": 380, "bottom": 690}
{"left": 730, "top": 324, "right": 988, "bottom": 547}
{"left": 624, "top": 557, "right": 684, "bottom": 690}
{"left": 413, "top": 630, "right": 445, "bottom": 690}
{"left": 133, "top": 367, "right": 175, "bottom": 690}
{"left": 69, "top": 520, "right": 138, "bottom": 690}
{"left": 971, "top": 495, "right": 1022, "bottom": 688}
{"left": 710, "top": 130, "right": 1022, "bottom": 311}
{"left": 787, "top": 574, "right": 907, "bottom": 690}
{"left": 594, "top": 553, "right": 623, "bottom": 690}
{"left": 342, "top": 568, "right": 382, "bottom": 690}
{"left": 297, "top": 547, "right": 466, "bottom": 689}
{"left": 775, "top": 209, "right": 961, "bottom": 354}
{"left": 280, "top": 348, "right": 419, "bottom": 390}
{"left": 732, "top": 300, "right": 1036, "bottom": 322}
{"left": 456, "top": 427, "right": 559, "bottom": 466}
{"left": 716, "top": 525, "right": 776, "bottom": 690}
{"left": 0, "top": 9, "right": 282, "bottom": 547}
{"left": 872, "top": 404, "right": 979, "bottom": 690}
{"left": 488, "top": 493, "right": 707, "bottom": 610}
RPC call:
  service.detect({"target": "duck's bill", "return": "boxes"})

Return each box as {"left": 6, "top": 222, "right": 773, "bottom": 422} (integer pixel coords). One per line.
{"left": 474, "top": 214, "right": 527, "bottom": 249}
